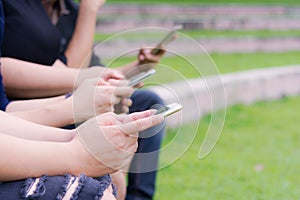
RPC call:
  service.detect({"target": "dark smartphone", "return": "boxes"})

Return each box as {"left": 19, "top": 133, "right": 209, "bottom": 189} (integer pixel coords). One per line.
{"left": 151, "top": 25, "right": 183, "bottom": 55}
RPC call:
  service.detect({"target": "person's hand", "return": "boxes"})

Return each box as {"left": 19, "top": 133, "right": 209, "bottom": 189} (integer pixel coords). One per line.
{"left": 136, "top": 47, "right": 165, "bottom": 72}
{"left": 101, "top": 68, "right": 125, "bottom": 82}
{"left": 71, "top": 78, "right": 133, "bottom": 123}
{"left": 113, "top": 98, "right": 132, "bottom": 114}
{"left": 74, "top": 67, "right": 124, "bottom": 88}
{"left": 108, "top": 79, "right": 133, "bottom": 114}
{"left": 68, "top": 110, "right": 164, "bottom": 176}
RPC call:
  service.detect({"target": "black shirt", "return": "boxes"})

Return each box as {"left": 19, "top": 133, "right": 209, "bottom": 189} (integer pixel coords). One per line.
{"left": 1, "top": 0, "right": 102, "bottom": 67}
{"left": 1, "top": 0, "right": 74, "bottom": 65}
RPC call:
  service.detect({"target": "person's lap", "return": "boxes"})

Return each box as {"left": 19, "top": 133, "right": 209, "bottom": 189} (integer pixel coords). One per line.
{"left": 0, "top": 174, "right": 116, "bottom": 200}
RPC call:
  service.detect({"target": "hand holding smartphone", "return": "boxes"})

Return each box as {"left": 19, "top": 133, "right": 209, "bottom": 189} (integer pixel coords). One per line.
{"left": 151, "top": 25, "right": 183, "bottom": 55}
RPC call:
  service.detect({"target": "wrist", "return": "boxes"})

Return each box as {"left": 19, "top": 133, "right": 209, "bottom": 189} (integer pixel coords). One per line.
{"left": 60, "top": 140, "right": 80, "bottom": 175}
{"left": 62, "top": 97, "right": 76, "bottom": 125}
{"left": 42, "top": 98, "right": 74, "bottom": 127}
{"left": 66, "top": 135, "right": 110, "bottom": 176}
{"left": 40, "top": 141, "right": 78, "bottom": 176}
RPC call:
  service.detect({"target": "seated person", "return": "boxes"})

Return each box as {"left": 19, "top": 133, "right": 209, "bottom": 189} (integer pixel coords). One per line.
{"left": 0, "top": 2, "right": 164, "bottom": 198}
{"left": 1, "top": 1, "right": 166, "bottom": 199}
{"left": 0, "top": 106, "right": 163, "bottom": 199}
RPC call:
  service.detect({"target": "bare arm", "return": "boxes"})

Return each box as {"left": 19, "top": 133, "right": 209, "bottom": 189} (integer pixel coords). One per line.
{"left": 6, "top": 99, "right": 74, "bottom": 128}
{"left": 0, "top": 110, "right": 164, "bottom": 181}
{"left": 65, "top": 0, "right": 106, "bottom": 68}
{"left": 6, "top": 95, "right": 74, "bottom": 127}
{"left": 1, "top": 57, "right": 78, "bottom": 98}
{"left": 0, "top": 133, "right": 74, "bottom": 181}
{"left": 1, "top": 57, "right": 121, "bottom": 99}
{"left": 5, "top": 79, "right": 133, "bottom": 127}
{"left": 63, "top": 0, "right": 163, "bottom": 76}
{"left": 5, "top": 95, "right": 65, "bottom": 111}
{"left": 0, "top": 110, "right": 74, "bottom": 141}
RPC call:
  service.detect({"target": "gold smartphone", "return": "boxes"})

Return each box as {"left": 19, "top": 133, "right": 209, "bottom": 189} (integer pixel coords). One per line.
{"left": 155, "top": 103, "right": 183, "bottom": 117}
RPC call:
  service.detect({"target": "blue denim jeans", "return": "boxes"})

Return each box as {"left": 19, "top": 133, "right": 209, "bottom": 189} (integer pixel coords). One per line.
{"left": 126, "top": 90, "right": 165, "bottom": 200}
{"left": 0, "top": 174, "right": 116, "bottom": 200}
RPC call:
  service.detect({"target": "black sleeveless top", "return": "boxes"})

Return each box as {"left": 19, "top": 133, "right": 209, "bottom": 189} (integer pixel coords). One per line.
{"left": 1, "top": 0, "right": 78, "bottom": 66}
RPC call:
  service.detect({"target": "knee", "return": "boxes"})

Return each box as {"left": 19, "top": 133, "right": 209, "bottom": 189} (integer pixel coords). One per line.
{"left": 130, "top": 90, "right": 165, "bottom": 112}
{"left": 147, "top": 90, "right": 164, "bottom": 106}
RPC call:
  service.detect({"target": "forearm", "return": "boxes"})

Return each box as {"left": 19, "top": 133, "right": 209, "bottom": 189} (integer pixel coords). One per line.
{"left": 5, "top": 96, "right": 75, "bottom": 127}
{"left": 65, "top": 2, "right": 98, "bottom": 68}
{"left": 1, "top": 57, "right": 78, "bottom": 98}
{"left": 0, "top": 133, "right": 73, "bottom": 181}
{"left": 8, "top": 99, "right": 74, "bottom": 128}
{"left": 0, "top": 111, "right": 74, "bottom": 142}
{"left": 6, "top": 96, "right": 65, "bottom": 112}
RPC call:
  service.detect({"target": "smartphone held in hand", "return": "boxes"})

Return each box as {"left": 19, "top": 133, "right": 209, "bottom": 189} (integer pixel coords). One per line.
{"left": 128, "top": 69, "right": 156, "bottom": 87}
{"left": 155, "top": 103, "right": 182, "bottom": 117}
{"left": 151, "top": 25, "right": 183, "bottom": 55}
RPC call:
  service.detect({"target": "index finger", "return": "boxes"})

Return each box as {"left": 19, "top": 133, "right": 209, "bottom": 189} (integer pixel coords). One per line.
{"left": 114, "top": 110, "right": 153, "bottom": 124}
{"left": 114, "top": 86, "right": 134, "bottom": 98}
{"left": 108, "top": 79, "right": 129, "bottom": 87}
{"left": 117, "top": 114, "right": 164, "bottom": 135}
{"left": 103, "top": 70, "right": 124, "bottom": 81}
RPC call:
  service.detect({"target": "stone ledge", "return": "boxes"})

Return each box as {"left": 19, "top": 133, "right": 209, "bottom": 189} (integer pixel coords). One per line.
{"left": 98, "top": 5, "right": 300, "bottom": 32}
{"left": 149, "top": 65, "right": 300, "bottom": 127}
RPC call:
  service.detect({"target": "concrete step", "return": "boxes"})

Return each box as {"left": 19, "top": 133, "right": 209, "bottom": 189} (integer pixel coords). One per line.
{"left": 93, "top": 37, "right": 300, "bottom": 57}
{"left": 97, "top": 4, "right": 300, "bottom": 32}
{"left": 149, "top": 65, "right": 300, "bottom": 127}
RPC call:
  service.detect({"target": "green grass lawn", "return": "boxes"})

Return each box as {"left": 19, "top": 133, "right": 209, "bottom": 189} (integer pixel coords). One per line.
{"left": 95, "top": 30, "right": 300, "bottom": 43}
{"left": 155, "top": 96, "right": 300, "bottom": 199}
{"left": 105, "top": 51, "right": 300, "bottom": 83}
{"left": 180, "top": 30, "right": 300, "bottom": 40}
{"left": 104, "top": 49, "right": 300, "bottom": 198}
